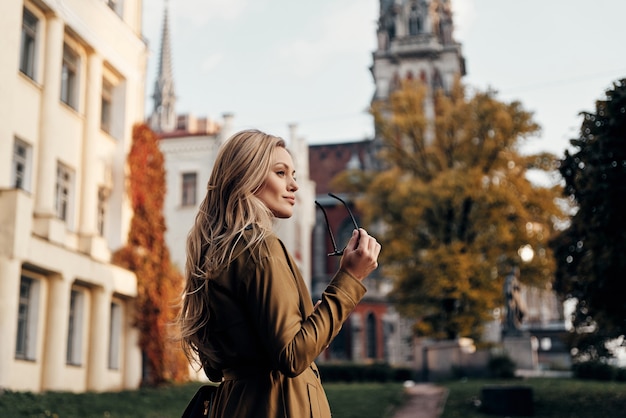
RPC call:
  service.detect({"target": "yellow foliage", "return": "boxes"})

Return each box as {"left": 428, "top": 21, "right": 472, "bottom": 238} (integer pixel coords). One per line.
{"left": 360, "top": 80, "right": 565, "bottom": 340}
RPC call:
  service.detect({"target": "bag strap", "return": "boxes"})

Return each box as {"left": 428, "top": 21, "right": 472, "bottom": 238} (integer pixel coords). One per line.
{"left": 181, "top": 384, "right": 219, "bottom": 418}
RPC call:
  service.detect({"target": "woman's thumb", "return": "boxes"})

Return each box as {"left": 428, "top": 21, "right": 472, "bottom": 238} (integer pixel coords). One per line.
{"left": 345, "top": 229, "right": 360, "bottom": 252}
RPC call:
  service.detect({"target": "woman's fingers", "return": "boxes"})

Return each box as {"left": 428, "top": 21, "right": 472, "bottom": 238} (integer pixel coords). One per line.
{"left": 340, "top": 228, "right": 381, "bottom": 280}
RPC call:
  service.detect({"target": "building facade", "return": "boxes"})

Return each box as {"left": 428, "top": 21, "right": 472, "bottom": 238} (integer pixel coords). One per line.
{"left": 0, "top": 0, "right": 147, "bottom": 392}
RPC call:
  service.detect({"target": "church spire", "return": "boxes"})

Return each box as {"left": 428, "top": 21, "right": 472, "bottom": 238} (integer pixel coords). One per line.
{"left": 150, "top": 0, "right": 177, "bottom": 133}
{"left": 371, "top": 0, "right": 465, "bottom": 148}
{"left": 372, "top": 0, "right": 465, "bottom": 102}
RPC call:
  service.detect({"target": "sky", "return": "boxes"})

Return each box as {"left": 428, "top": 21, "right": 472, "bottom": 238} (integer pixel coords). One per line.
{"left": 142, "top": 0, "right": 626, "bottom": 158}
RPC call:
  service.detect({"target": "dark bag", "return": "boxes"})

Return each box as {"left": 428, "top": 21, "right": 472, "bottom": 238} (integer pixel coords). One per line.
{"left": 181, "top": 384, "right": 218, "bottom": 418}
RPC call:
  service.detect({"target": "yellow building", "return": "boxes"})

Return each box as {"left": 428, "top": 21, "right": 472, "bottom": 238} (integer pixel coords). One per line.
{"left": 0, "top": 0, "right": 147, "bottom": 392}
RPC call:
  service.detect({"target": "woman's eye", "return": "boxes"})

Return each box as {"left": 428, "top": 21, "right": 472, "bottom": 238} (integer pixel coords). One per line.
{"left": 276, "top": 171, "right": 285, "bottom": 176}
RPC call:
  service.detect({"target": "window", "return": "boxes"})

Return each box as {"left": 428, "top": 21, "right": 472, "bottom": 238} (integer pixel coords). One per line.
{"left": 408, "top": 5, "right": 422, "bottom": 36}
{"left": 108, "top": 302, "right": 122, "bottom": 369}
{"left": 328, "top": 324, "right": 349, "bottom": 360}
{"left": 177, "top": 115, "right": 187, "bottom": 130}
{"left": 66, "top": 289, "right": 84, "bottom": 365}
{"left": 181, "top": 172, "right": 197, "bottom": 206}
{"left": 97, "top": 187, "right": 108, "bottom": 236}
{"left": 15, "top": 275, "right": 40, "bottom": 360}
{"left": 56, "top": 163, "right": 74, "bottom": 223}
{"left": 20, "top": 8, "right": 38, "bottom": 79}
{"left": 12, "top": 138, "right": 32, "bottom": 191}
{"left": 431, "top": 69, "right": 443, "bottom": 91}
{"left": 366, "top": 313, "right": 377, "bottom": 359}
{"left": 101, "top": 80, "right": 113, "bottom": 133}
{"left": 61, "top": 44, "right": 79, "bottom": 109}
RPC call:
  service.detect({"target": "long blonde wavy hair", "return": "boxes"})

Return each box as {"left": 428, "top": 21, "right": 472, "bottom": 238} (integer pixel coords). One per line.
{"left": 179, "top": 129, "right": 286, "bottom": 365}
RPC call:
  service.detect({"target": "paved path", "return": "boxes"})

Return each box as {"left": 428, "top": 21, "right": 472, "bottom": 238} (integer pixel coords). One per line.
{"left": 391, "top": 383, "right": 448, "bottom": 418}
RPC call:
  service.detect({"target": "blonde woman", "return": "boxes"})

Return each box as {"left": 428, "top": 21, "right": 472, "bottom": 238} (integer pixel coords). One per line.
{"left": 180, "top": 129, "right": 381, "bottom": 417}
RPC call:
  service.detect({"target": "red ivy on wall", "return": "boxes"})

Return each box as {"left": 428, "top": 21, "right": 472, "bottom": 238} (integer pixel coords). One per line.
{"left": 113, "top": 123, "right": 188, "bottom": 386}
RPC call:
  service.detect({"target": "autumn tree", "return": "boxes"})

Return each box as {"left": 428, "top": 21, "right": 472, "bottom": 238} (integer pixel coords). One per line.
{"left": 113, "top": 123, "right": 188, "bottom": 386}
{"left": 550, "top": 79, "right": 626, "bottom": 360}
{"left": 340, "top": 80, "right": 564, "bottom": 341}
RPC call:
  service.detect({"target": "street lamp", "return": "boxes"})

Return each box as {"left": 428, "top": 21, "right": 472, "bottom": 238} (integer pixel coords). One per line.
{"left": 518, "top": 244, "right": 534, "bottom": 263}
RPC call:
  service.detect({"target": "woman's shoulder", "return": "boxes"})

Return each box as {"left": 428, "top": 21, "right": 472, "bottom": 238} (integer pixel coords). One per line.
{"left": 229, "top": 231, "right": 288, "bottom": 285}
{"left": 237, "top": 227, "right": 284, "bottom": 258}
{"left": 242, "top": 229, "right": 282, "bottom": 255}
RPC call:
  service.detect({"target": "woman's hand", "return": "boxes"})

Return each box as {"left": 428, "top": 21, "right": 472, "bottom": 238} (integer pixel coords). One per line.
{"left": 339, "top": 228, "right": 381, "bottom": 281}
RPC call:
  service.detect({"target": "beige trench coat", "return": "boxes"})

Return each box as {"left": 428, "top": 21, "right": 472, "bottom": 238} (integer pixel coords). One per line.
{"left": 200, "top": 231, "right": 366, "bottom": 417}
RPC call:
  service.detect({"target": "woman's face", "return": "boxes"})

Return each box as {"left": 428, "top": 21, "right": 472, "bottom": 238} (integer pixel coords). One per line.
{"left": 255, "top": 146, "right": 299, "bottom": 218}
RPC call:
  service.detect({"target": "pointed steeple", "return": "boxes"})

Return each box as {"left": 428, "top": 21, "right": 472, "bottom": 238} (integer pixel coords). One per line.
{"left": 150, "top": 0, "right": 177, "bottom": 133}
{"left": 370, "top": 0, "right": 465, "bottom": 149}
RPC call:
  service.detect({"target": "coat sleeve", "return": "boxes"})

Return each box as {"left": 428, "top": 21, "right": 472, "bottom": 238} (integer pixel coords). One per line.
{"left": 242, "top": 239, "right": 366, "bottom": 377}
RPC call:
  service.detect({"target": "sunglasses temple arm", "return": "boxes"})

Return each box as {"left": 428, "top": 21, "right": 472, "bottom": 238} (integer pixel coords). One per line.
{"left": 328, "top": 193, "right": 359, "bottom": 231}
{"left": 315, "top": 201, "right": 341, "bottom": 254}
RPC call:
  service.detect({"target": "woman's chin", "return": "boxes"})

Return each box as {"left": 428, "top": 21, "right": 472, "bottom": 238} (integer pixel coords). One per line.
{"left": 273, "top": 210, "right": 293, "bottom": 219}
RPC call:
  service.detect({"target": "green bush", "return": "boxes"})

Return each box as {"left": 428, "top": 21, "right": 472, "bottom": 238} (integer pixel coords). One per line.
{"left": 317, "top": 363, "right": 414, "bottom": 383}
{"left": 391, "top": 366, "right": 415, "bottom": 382}
{"left": 487, "top": 354, "right": 516, "bottom": 378}
{"left": 573, "top": 361, "right": 621, "bottom": 381}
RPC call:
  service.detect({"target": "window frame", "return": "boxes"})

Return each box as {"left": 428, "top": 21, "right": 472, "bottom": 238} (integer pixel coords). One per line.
{"left": 108, "top": 301, "right": 122, "bottom": 370}
{"left": 60, "top": 44, "right": 79, "bottom": 109}
{"left": 181, "top": 172, "right": 197, "bottom": 207}
{"left": 12, "top": 137, "right": 33, "bottom": 192}
{"left": 366, "top": 312, "right": 377, "bottom": 359}
{"left": 15, "top": 274, "right": 41, "bottom": 361}
{"left": 408, "top": 4, "right": 422, "bottom": 36}
{"left": 66, "top": 288, "right": 85, "bottom": 366}
{"left": 19, "top": 7, "right": 39, "bottom": 80}
{"left": 101, "top": 79, "right": 113, "bottom": 134}
{"left": 55, "top": 162, "right": 75, "bottom": 227}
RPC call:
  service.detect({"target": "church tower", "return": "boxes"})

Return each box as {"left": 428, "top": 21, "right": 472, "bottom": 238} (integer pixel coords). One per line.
{"left": 371, "top": 0, "right": 466, "bottom": 103}
{"left": 149, "top": 1, "right": 177, "bottom": 133}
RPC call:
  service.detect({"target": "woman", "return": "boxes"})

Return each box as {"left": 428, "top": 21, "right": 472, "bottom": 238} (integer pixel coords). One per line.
{"left": 179, "top": 129, "right": 381, "bottom": 417}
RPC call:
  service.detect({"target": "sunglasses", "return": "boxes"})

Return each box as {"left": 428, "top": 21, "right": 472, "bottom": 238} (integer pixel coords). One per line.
{"left": 315, "top": 193, "right": 360, "bottom": 256}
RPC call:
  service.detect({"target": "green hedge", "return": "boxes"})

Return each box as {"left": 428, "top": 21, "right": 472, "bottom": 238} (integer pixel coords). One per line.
{"left": 573, "top": 361, "right": 626, "bottom": 382}
{"left": 487, "top": 354, "right": 516, "bottom": 378}
{"left": 317, "top": 362, "right": 415, "bottom": 383}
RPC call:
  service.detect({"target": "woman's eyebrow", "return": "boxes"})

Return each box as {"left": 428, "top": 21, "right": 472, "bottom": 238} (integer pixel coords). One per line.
{"left": 273, "top": 162, "right": 295, "bottom": 174}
